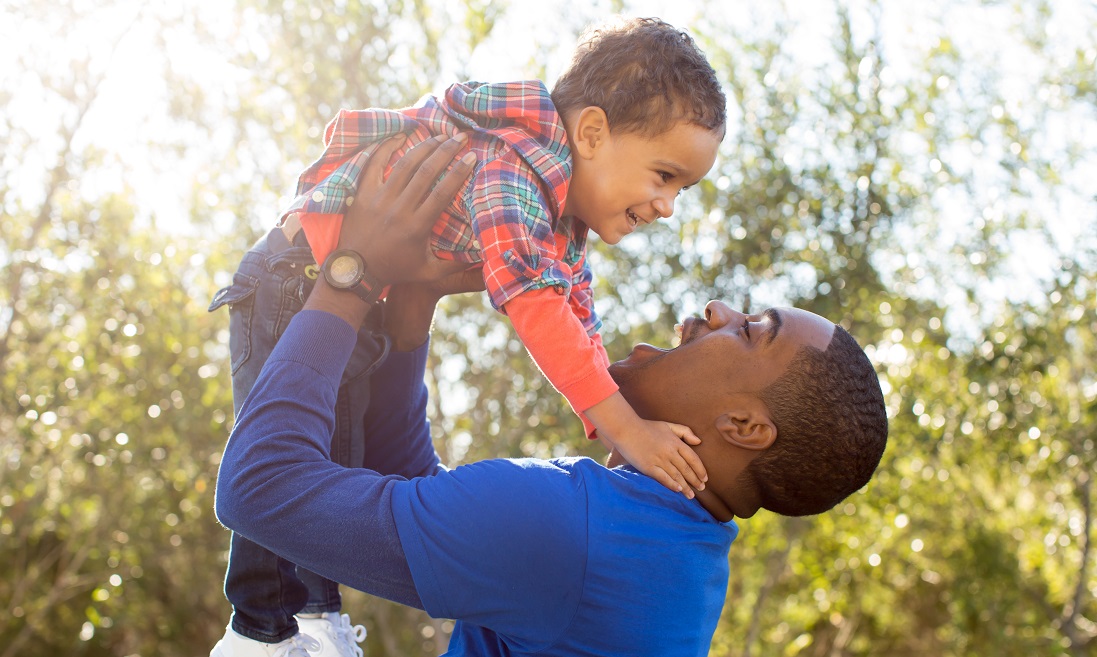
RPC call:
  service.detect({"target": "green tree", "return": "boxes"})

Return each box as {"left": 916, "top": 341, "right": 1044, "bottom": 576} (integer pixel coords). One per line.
{"left": 3, "top": 1, "right": 1095, "bottom": 655}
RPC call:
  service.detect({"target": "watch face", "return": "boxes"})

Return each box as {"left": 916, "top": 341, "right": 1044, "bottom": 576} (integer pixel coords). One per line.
{"left": 328, "top": 254, "right": 361, "bottom": 286}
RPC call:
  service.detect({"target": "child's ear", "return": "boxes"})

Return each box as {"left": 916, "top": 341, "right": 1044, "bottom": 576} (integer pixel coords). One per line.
{"left": 714, "top": 403, "right": 776, "bottom": 451}
{"left": 570, "top": 106, "right": 609, "bottom": 159}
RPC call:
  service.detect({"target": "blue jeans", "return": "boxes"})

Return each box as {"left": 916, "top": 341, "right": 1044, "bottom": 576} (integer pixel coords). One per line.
{"left": 209, "top": 228, "right": 390, "bottom": 642}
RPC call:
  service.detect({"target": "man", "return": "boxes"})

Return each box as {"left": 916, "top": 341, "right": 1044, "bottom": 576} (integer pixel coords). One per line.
{"left": 215, "top": 137, "right": 888, "bottom": 656}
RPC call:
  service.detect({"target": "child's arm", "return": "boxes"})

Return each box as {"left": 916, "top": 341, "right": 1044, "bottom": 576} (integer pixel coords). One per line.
{"left": 563, "top": 259, "right": 707, "bottom": 496}
{"left": 505, "top": 290, "right": 707, "bottom": 498}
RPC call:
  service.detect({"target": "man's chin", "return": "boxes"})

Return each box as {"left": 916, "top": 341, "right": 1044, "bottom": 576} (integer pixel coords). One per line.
{"left": 617, "top": 343, "right": 669, "bottom": 367}
{"left": 609, "top": 343, "right": 669, "bottom": 391}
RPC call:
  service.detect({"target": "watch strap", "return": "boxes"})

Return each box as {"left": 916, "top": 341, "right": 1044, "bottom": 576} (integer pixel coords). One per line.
{"left": 348, "top": 274, "right": 383, "bottom": 305}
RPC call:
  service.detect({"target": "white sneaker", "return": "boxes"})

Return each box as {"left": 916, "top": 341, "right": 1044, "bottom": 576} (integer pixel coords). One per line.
{"left": 210, "top": 626, "right": 321, "bottom": 657}
{"left": 296, "top": 613, "right": 367, "bottom": 657}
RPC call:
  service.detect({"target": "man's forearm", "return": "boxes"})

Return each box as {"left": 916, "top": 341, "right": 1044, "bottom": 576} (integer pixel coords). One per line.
{"left": 214, "top": 308, "right": 425, "bottom": 608}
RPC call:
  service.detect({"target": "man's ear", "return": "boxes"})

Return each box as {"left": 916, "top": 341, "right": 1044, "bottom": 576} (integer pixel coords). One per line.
{"left": 714, "top": 403, "right": 776, "bottom": 451}
{"left": 569, "top": 106, "right": 609, "bottom": 159}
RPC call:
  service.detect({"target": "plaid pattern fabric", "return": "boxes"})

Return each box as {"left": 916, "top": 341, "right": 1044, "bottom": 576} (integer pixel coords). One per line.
{"left": 283, "top": 80, "right": 601, "bottom": 337}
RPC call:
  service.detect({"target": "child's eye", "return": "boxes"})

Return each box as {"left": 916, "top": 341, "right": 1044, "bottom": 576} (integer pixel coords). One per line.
{"left": 658, "top": 171, "right": 672, "bottom": 183}
{"left": 676, "top": 185, "right": 693, "bottom": 197}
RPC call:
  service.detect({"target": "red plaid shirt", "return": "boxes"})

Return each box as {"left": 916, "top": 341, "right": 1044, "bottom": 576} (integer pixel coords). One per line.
{"left": 284, "top": 80, "right": 617, "bottom": 420}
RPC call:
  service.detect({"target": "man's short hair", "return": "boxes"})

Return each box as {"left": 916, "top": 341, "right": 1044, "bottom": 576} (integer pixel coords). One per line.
{"left": 749, "top": 326, "right": 888, "bottom": 517}
{"left": 551, "top": 17, "right": 727, "bottom": 138}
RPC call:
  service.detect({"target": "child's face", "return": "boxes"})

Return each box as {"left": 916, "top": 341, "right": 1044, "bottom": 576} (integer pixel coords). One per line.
{"left": 565, "top": 119, "right": 722, "bottom": 244}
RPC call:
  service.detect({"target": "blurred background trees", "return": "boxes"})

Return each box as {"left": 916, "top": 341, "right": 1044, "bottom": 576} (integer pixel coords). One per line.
{"left": 1, "top": 0, "right": 1094, "bottom": 655}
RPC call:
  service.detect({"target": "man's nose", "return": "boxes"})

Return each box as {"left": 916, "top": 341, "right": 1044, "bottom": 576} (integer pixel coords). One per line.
{"left": 704, "top": 300, "right": 741, "bottom": 328}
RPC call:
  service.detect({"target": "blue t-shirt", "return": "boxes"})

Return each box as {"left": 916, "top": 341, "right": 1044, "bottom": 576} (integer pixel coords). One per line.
{"left": 217, "top": 310, "right": 738, "bottom": 656}
{"left": 394, "top": 457, "right": 737, "bottom": 656}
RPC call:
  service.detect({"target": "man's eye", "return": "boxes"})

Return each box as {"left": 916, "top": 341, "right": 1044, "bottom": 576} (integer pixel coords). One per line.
{"left": 742, "top": 319, "right": 751, "bottom": 339}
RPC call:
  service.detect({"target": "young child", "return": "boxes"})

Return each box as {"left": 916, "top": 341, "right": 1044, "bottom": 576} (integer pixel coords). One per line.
{"left": 210, "top": 16, "right": 726, "bottom": 657}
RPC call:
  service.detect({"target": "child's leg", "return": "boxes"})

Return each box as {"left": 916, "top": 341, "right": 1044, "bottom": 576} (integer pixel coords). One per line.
{"left": 222, "top": 533, "right": 307, "bottom": 642}
{"left": 209, "top": 227, "right": 387, "bottom": 641}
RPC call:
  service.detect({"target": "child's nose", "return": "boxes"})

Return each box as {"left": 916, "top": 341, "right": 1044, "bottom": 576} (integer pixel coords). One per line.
{"left": 653, "top": 195, "right": 675, "bottom": 219}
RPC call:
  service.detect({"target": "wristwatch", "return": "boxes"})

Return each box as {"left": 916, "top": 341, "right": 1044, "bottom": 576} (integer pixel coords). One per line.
{"left": 321, "top": 249, "right": 383, "bottom": 304}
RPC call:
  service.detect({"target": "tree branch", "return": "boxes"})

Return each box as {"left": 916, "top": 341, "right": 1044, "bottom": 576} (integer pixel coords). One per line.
{"left": 1062, "top": 471, "right": 1093, "bottom": 654}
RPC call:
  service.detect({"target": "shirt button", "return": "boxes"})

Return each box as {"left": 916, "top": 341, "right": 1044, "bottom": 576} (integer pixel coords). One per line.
{"left": 311, "top": 190, "right": 325, "bottom": 203}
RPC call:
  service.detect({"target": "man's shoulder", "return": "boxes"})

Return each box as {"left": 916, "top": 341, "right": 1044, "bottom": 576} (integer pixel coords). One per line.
{"left": 393, "top": 456, "right": 596, "bottom": 514}
{"left": 443, "top": 455, "right": 597, "bottom": 490}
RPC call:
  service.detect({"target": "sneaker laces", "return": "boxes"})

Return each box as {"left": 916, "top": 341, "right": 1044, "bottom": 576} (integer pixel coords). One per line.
{"left": 273, "top": 632, "right": 321, "bottom": 657}
{"left": 332, "top": 614, "right": 366, "bottom": 657}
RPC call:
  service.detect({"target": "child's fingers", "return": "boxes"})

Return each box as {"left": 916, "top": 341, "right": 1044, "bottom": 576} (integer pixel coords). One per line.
{"left": 650, "top": 466, "right": 692, "bottom": 499}
{"left": 665, "top": 422, "right": 706, "bottom": 480}
{"left": 677, "top": 443, "right": 708, "bottom": 485}
{"left": 666, "top": 421, "right": 701, "bottom": 445}
{"left": 669, "top": 451, "right": 706, "bottom": 492}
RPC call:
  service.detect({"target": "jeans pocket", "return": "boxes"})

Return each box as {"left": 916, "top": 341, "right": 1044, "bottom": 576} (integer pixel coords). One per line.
{"left": 209, "top": 272, "right": 261, "bottom": 375}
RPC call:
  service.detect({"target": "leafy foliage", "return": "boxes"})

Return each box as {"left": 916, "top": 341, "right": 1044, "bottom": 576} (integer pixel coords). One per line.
{"left": 1, "top": 1, "right": 1094, "bottom": 655}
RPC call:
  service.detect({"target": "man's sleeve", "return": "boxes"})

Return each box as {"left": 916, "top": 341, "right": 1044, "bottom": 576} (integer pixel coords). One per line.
{"left": 357, "top": 333, "right": 444, "bottom": 479}
{"left": 390, "top": 458, "right": 588, "bottom": 651}
{"left": 215, "top": 309, "right": 426, "bottom": 609}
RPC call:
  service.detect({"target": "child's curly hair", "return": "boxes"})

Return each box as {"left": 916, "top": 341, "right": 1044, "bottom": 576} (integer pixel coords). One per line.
{"left": 551, "top": 17, "right": 727, "bottom": 138}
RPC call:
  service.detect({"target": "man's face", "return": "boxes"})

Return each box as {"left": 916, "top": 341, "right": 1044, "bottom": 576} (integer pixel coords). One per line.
{"left": 609, "top": 302, "right": 836, "bottom": 424}
{"left": 565, "top": 120, "right": 721, "bottom": 244}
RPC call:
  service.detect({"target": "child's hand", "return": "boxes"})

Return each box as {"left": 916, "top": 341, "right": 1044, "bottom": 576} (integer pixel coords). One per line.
{"left": 610, "top": 418, "right": 708, "bottom": 499}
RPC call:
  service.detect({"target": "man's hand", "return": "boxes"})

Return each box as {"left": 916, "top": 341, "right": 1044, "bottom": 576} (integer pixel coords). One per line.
{"left": 384, "top": 270, "right": 486, "bottom": 352}
{"left": 341, "top": 133, "right": 477, "bottom": 287}
{"left": 305, "top": 134, "right": 477, "bottom": 328}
